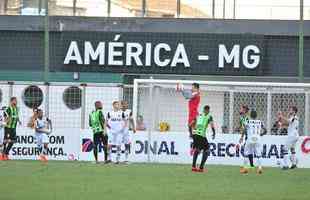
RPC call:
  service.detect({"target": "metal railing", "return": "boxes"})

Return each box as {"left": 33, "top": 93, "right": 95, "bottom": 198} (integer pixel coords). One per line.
{"left": 0, "top": 0, "right": 309, "bottom": 20}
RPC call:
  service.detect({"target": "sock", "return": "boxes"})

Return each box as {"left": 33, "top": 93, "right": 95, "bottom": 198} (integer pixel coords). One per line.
{"left": 38, "top": 146, "right": 43, "bottom": 155}
{"left": 283, "top": 153, "right": 289, "bottom": 167}
{"left": 188, "top": 126, "right": 193, "bottom": 138}
{"left": 200, "top": 150, "right": 208, "bottom": 169}
{"left": 290, "top": 153, "right": 297, "bottom": 165}
{"left": 256, "top": 156, "right": 262, "bottom": 168}
{"left": 4, "top": 142, "right": 13, "bottom": 155}
{"left": 116, "top": 146, "right": 121, "bottom": 162}
{"left": 93, "top": 144, "right": 98, "bottom": 161}
{"left": 3, "top": 143, "right": 7, "bottom": 155}
{"left": 108, "top": 146, "right": 112, "bottom": 161}
{"left": 103, "top": 146, "right": 108, "bottom": 161}
{"left": 248, "top": 154, "right": 254, "bottom": 167}
{"left": 0, "top": 145, "right": 4, "bottom": 154}
{"left": 192, "top": 149, "right": 199, "bottom": 168}
{"left": 125, "top": 144, "right": 130, "bottom": 161}
{"left": 243, "top": 155, "right": 249, "bottom": 167}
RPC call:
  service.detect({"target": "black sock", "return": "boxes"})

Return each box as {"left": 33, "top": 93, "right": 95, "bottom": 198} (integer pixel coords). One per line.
{"left": 2, "top": 143, "right": 7, "bottom": 154}
{"left": 93, "top": 145, "right": 98, "bottom": 161}
{"left": 188, "top": 126, "right": 193, "bottom": 138}
{"left": 249, "top": 154, "right": 254, "bottom": 167}
{"left": 104, "top": 146, "right": 108, "bottom": 161}
{"left": 4, "top": 142, "right": 13, "bottom": 155}
{"left": 200, "top": 150, "right": 208, "bottom": 169}
{"left": 192, "top": 149, "right": 199, "bottom": 168}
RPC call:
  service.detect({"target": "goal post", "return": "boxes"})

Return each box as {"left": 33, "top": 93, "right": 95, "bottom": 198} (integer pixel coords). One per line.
{"left": 133, "top": 79, "right": 310, "bottom": 137}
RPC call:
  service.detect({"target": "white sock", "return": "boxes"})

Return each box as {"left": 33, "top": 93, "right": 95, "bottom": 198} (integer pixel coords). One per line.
{"left": 108, "top": 147, "right": 112, "bottom": 160}
{"left": 256, "top": 157, "right": 262, "bottom": 168}
{"left": 283, "top": 154, "right": 289, "bottom": 167}
{"left": 290, "top": 153, "right": 297, "bottom": 165}
{"left": 243, "top": 156, "right": 249, "bottom": 167}
{"left": 116, "top": 146, "right": 121, "bottom": 162}
{"left": 125, "top": 150, "right": 129, "bottom": 161}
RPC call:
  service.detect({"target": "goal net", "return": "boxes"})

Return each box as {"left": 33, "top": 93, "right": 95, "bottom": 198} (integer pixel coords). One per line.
{"left": 133, "top": 79, "right": 310, "bottom": 137}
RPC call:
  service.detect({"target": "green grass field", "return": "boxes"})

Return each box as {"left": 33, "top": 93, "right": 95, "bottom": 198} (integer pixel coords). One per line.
{"left": 0, "top": 161, "right": 309, "bottom": 200}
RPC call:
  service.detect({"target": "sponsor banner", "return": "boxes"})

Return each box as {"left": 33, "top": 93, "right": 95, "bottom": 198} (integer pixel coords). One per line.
{"left": 80, "top": 130, "right": 310, "bottom": 168}
{"left": 8, "top": 128, "right": 310, "bottom": 168}
{"left": 10, "top": 128, "right": 80, "bottom": 161}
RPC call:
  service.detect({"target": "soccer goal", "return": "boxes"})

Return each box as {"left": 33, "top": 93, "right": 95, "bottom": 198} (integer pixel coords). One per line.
{"left": 133, "top": 79, "right": 310, "bottom": 137}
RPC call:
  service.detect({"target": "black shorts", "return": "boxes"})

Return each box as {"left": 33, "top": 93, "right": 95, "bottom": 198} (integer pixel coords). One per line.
{"left": 193, "top": 134, "right": 208, "bottom": 151}
{"left": 93, "top": 133, "right": 108, "bottom": 147}
{"left": 4, "top": 127, "right": 17, "bottom": 142}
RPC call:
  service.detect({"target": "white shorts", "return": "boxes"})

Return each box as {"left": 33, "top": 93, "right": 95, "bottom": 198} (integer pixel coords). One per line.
{"left": 108, "top": 131, "right": 123, "bottom": 146}
{"left": 35, "top": 133, "right": 49, "bottom": 147}
{"left": 285, "top": 136, "right": 298, "bottom": 150}
{"left": 122, "top": 129, "right": 131, "bottom": 145}
{"left": 244, "top": 142, "right": 262, "bottom": 157}
{"left": 0, "top": 128, "right": 4, "bottom": 144}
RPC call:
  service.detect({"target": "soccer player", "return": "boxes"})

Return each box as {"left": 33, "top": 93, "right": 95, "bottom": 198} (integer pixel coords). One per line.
{"left": 121, "top": 100, "right": 136, "bottom": 163}
{"left": 89, "top": 101, "right": 108, "bottom": 164}
{"left": 240, "top": 110, "right": 266, "bottom": 174}
{"left": 191, "top": 105, "right": 216, "bottom": 173}
{"left": 238, "top": 105, "right": 254, "bottom": 168}
{"left": 278, "top": 106, "right": 299, "bottom": 170}
{"left": 181, "top": 83, "right": 201, "bottom": 138}
{"left": 2, "top": 97, "right": 20, "bottom": 160}
{"left": 106, "top": 101, "right": 125, "bottom": 164}
{"left": 0, "top": 105, "right": 7, "bottom": 160}
{"left": 35, "top": 109, "right": 52, "bottom": 163}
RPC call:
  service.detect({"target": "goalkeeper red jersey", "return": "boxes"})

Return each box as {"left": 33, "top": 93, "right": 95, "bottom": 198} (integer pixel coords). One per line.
{"left": 188, "top": 92, "right": 200, "bottom": 125}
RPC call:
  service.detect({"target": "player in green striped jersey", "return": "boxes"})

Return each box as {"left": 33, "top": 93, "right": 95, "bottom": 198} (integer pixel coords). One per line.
{"left": 191, "top": 105, "right": 216, "bottom": 173}
{"left": 2, "top": 97, "right": 21, "bottom": 160}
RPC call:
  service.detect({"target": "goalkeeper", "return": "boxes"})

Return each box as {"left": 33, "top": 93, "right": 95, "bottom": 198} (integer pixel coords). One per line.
{"left": 180, "top": 82, "right": 201, "bottom": 138}
{"left": 192, "top": 105, "right": 216, "bottom": 173}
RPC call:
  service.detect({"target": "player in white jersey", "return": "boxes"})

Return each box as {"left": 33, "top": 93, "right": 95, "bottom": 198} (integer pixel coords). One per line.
{"left": 106, "top": 101, "right": 125, "bottom": 163}
{"left": 35, "top": 109, "right": 52, "bottom": 163}
{"left": 0, "top": 106, "right": 7, "bottom": 159}
{"left": 278, "top": 106, "right": 299, "bottom": 170}
{"left": 240, "top": 110, "right": 266, "bottom": 174}
{"left": 121, "top": 100, "right": 136, "bottom": 163}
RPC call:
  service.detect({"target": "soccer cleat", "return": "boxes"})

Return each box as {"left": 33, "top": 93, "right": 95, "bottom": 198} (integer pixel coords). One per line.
{"left": 282, "top": 166, "right": 289, "bottom": 170}
{"left": 39, "top": 155, "right": 47, "bottom": 163}
{"left": 104, "top": 160, "right": 112, "bottom": 164}
{"left": 3, "top": 154, "right": 9, "bottom": 161}
{"left": 256, "top": 167, "right": 263, "bottom": 174}
{"left": 290, "top": 164, "right": 297, "bottom": 169}
{"left": 240, "top": 167, "right": 249, "bottom": 174}
{"left": 191, "top": 167, "right": 198, "bottom": 172}
{"left": 0, "top": 154, "right": 3, "bottom": 161}
{"left": 42, "top": 155, "right": 48, "bottom": 163}
{"left": 198, "top": 168, "right": 207, "bottom": 173}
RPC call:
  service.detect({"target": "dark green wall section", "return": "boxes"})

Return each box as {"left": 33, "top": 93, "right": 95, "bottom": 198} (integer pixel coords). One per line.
{"left": 0, "top": 71, "right": 123, "bottom": 83}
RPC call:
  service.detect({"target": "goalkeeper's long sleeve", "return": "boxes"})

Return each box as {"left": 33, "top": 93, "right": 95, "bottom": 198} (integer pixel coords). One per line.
{"left": 181, "top": 89, "right": 193, "bottom": 100}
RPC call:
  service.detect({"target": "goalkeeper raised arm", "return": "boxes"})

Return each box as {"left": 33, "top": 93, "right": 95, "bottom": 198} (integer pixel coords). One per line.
{"left": 179, "top": 82, "right": 201, "bottom": 138}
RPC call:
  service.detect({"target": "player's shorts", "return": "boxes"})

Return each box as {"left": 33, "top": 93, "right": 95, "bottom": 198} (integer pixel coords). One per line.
{"left": 93, "top": 132, "right": 108, "bottom": 147}
{"left": 35, "top": 133, "right": 49, "bottom": 147}
{"left": 4, "top": 127, "right": 17, "bottom": 142}
{"left": 108, "top": 131, "right": 123, "bottom": 146}
{"left": 122, "top": 129, "right": 131, "bottom": 145}
{"left": 192, "top": 134, "right": 208, "bottom": 151}
{"left": 0, "top": 128, "right": 4, "bottom": 144}
{"left": 244, "top": 141, "right": 262, "bottom": 157}
{"left": 285, "top": 136, "right": 298, "bottom": 150}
